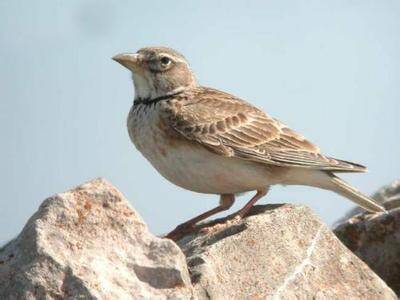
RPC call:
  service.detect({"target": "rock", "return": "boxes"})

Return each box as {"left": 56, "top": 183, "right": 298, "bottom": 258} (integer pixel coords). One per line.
{"left": 177, "top": 204, "right": 396, "bottom": 299}
{"left": 334, "top": 180, "right": 400, "bottom": 296}
{"left": 1, "top": 178, "right": 396, "bottom": 299}
{"left": 335, "top": 180, "right": 400, "bottom": 225}
{"left": 0, "top": 178, "right": 193, "bottom": 300}
{"left": 372, "top": 180, "right": 400, "bottom": 207}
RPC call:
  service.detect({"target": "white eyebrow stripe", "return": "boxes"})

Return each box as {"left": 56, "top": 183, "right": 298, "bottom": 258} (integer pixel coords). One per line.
{"left": 159, "top": 53, "right": 188, "bottom": 64}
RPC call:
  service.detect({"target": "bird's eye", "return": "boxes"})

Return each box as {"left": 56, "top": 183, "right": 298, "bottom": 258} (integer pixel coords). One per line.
{"left": 160, "top": 56, "right": 171, "bottom": 65}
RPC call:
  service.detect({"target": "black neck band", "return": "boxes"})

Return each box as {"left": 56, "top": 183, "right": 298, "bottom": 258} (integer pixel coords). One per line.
{"left": 134, "top": 90, "right": 184, "bottom": 106}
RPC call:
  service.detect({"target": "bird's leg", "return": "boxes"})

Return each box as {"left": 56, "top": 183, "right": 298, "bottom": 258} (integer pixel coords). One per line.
{"left": 235, "top": 188, "right": 269, "bottom": 218}
{"left": 165, "top": 194, "right": 235, "bottom": 240}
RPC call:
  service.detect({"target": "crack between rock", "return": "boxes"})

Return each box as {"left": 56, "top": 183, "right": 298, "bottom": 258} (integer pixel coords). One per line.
{"left": 273, "top": 225, "right": 324, "bottom": 299}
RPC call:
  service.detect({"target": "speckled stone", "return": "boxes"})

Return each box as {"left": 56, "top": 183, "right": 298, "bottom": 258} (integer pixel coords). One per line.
{"left": 177, "top": 204, "right": 396, "bottom": 299}
{"left": 0, "top": 178, "right": 193, "bottom": 300}
{"left": 335, "top": 179, "right": 400, "bottom": 225}
{"left": 1, "top": 178, "right": 397, "bottom": 299}
{"left": 335, "top": 181, "right": 400, "bottom": 296}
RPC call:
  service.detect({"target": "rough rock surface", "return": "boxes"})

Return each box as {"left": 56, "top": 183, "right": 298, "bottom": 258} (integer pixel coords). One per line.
{"left": 336, "top": 179, "right": 400, "bottom": 225}
{"left": 1, "top": 178, "right": 397, "bottom": 299}
{"left": 0, "top": 178, "right": 193, "bottom": 300}
{"left": 177, "top": 204, "right": 396, "bottom": 300}
{"left": 335, "top": 180, "right": 400, "bottom": 296}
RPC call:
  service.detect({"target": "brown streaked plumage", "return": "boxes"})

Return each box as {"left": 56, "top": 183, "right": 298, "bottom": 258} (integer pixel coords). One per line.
{"left": 113, "top": 46, "right": 385, "bottom": 240}
{"left": 165, "top": 87, "right": 367, "bottom": 172}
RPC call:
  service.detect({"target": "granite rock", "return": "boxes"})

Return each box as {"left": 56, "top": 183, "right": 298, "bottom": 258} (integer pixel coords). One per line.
{"left": 177, "top": 204, "right": 396, "bottom": 299}
{"left": 335, "top": 179, "right": 400, "bottom": 225}
{"left": 1, "top": 178, "right": 397, "bottom": 299}
{"left": 0, "top": 178, "right": 193, "bottom": 300}
{"left": 335, "top": 180, "right": 400, "bottom": 296}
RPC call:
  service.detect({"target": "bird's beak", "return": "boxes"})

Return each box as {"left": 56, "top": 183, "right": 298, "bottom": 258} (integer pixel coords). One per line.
{"left": 112, "top": 53, "right": 141, "bottom": 71}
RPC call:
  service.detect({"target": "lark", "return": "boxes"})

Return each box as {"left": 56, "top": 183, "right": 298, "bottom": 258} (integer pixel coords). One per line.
{"left": 113, "top": 46, "right": 385, "bottom": 239}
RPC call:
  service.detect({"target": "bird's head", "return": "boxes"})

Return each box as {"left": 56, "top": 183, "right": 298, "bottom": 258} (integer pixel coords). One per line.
{"left": 113, "top": 46, "right": 197, "bottom": 101}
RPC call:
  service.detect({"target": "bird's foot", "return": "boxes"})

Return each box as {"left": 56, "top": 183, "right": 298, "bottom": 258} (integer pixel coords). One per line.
{"left": 165, "top": 212, "right": 244, "bottom": 241}
{"left": 199, "top": 215, "right": 242, "bottom": 235}
{"left": 165, "top": 223, "right": 195, "bottom": 241}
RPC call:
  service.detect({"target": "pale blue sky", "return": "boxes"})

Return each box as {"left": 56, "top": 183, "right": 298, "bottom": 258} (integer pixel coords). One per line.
{"left": 1, "top": 1, "right": 399, "bottom": 244}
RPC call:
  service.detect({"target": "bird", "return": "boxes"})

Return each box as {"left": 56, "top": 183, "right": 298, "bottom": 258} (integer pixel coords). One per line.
{"left": 113, "top": 46, "right": 385, "bottom": 239}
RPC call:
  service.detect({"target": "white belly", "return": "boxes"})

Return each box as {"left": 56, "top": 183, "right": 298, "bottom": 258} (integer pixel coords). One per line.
{"left": 127, "top": 104, "right": 272, "bottom": 194}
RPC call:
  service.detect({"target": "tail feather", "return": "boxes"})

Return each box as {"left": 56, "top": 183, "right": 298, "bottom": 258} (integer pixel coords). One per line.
{"left": 329, "top": 174, "right": 385, "bottom": 213}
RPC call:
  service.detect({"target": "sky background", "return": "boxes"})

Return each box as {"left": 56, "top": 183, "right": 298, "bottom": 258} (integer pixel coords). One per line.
{"left": 1, "top": 1, "right": 399, "bottom": 244}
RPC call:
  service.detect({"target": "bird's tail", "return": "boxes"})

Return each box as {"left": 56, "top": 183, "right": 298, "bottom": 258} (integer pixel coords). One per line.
{"left": 328, "top": 174, "right": 385, "bottom": 213}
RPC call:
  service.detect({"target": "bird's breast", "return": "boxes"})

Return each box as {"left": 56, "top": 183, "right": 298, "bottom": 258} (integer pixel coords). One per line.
{"left": 127, "top": 103, "right": 167, "bottom": 155}
{"left": 127, "top": 103, "right": 274, "bottom": 194}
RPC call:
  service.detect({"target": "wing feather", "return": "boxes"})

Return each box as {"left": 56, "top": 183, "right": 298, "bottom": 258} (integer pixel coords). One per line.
{"left": 164, "top": 87, "right": 366, "bottom": 172}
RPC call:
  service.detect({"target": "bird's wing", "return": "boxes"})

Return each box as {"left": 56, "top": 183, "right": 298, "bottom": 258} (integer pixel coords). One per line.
{"left": 164, "top": 87, "right": 366, "bottom": 172}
